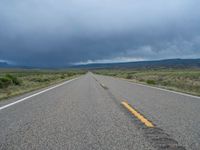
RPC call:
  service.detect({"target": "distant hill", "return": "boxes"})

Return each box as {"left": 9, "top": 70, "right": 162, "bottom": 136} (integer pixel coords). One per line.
{"left": 0, "top": 62, "right": 34, "bottom": 69}
{"left": 1, "top": 58, "right": 200, "bottom": 69}
{"left": 73, "top": 58, "right": 200, "bottom": 69}
{"left": 0, "top": 62, "right": 10, "bottom": 68}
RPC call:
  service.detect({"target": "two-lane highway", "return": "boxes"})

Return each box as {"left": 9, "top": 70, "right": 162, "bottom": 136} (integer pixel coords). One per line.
{"left": 1, "top": 73, "right": 199, "bottom": 149}
{"left": 0, "top": 74, "right": 155, "bottom": 150}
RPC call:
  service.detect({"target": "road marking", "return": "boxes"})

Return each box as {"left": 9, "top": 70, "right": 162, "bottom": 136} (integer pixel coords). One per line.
{"left": 0, "top": 78, "right": 78, "bottom": 111}
{"left": 121, "top": 101, "right": 154, "bottom": 128}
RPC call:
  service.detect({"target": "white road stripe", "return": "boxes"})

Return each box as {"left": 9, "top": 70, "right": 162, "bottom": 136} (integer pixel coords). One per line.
{"left": 0, "top": 78, "right": 77, "bottom": 111}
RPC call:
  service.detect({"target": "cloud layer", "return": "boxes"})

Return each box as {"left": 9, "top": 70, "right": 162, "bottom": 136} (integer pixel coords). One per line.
{"left": 0, "top": 0, "right": 200, "bottom": 67}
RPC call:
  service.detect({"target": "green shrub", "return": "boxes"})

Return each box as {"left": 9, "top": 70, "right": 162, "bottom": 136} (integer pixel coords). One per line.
{"left": 0, "top": 77, "right": 13, "bottom": 88}
{"left": 146, "top": 80, "right": 156, "bottom": 85}
{"left": 138, "top": 78, "right": 145, "bottom": 82}
{"left": 126, "top": 74, "right": 133, "bottom": 79}
{"left": 67, "top": 72, "right": 76, "bottom": 77}
{"left": 60, "top": 74, "right": 66, "bottom": 79}
{"left": 5, "top": 74, "right": 21, "bottom": 85}
{"left": 161, "top": 81, "right": 170, "bottom": 86}
{"left": 0, "top": 80, "right": 3, "bottom": 88}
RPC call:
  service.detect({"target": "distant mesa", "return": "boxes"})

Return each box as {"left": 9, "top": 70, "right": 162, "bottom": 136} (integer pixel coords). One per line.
{"left": 0, "top": 58, "right": 200, "bottom": 69}
{"left": 0, "top": 61, "right": 9, "bottom": 67}
{"left": 73, "top": 58, "right": 200, "bottom": 69}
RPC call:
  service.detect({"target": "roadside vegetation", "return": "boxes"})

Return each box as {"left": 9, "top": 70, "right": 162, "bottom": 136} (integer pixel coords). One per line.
{"left": 0, "top": 69, "right": 86, "bottom": 100}
{"left": 94, "top": 69, "right": 200, "bottom": 96}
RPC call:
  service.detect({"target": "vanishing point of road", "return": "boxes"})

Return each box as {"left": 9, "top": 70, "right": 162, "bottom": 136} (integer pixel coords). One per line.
{"left": 0, "top": 73, "right": 200, "bottom": 150}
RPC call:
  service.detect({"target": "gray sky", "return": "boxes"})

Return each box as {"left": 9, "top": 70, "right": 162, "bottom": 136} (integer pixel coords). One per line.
{"left": 0, "top": 0, "right": 200, "bottom": 67}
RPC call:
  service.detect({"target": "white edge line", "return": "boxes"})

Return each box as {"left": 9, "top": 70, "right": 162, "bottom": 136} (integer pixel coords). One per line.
{"left": 0, "top": 78, "right": 78, "bottom": 111}
{"left": 120, "top": 78, "right": 200, "bottom": 99}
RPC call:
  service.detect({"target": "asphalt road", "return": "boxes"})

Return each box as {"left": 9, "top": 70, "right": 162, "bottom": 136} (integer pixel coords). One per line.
{"left": 0, "top": 73, "right": 199, "bottom": 150}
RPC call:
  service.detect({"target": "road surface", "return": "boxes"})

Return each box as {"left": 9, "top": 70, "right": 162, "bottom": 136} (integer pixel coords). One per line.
{"left": 0, "top": 73, "right": 199, "bottom": 150}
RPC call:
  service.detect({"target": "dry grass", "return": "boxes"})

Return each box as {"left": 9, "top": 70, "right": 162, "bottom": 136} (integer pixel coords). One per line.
{"left": 0, "top": 69, "right": 86, "bottom": 100}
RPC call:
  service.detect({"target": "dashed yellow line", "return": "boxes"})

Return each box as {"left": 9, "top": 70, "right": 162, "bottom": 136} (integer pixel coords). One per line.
{"left": 121, "top": 101, "right": 154, "bottom": 128}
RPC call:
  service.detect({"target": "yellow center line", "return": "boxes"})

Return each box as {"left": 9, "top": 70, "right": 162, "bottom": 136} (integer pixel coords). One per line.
{"left": 121, "top": 101, "right": 155, "bottom": 128}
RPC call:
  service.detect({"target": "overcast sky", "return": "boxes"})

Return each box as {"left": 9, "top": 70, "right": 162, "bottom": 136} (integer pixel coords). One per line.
{"left": 0, "top": 0, "right": 200, "bottom": 67}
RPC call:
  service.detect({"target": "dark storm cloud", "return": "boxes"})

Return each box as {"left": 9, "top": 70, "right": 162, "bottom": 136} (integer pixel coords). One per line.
{"left": 0, "top": 0, "right": 200, "bottom": 67}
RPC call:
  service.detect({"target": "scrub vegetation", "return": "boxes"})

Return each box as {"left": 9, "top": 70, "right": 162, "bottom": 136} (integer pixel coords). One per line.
{"left": 94, "top": 69, "right": 200, "bottom": 96}
{"left": 0, "top": 69, "right": 86, "bottom": 100}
